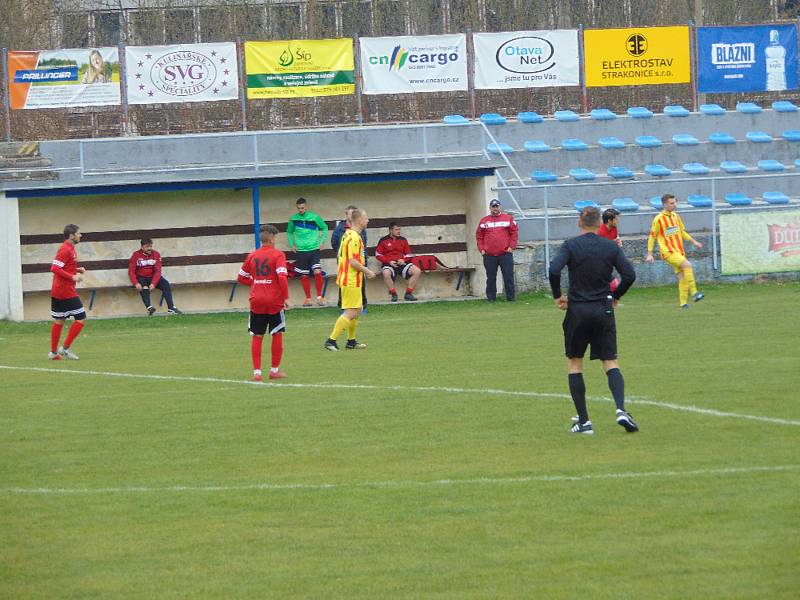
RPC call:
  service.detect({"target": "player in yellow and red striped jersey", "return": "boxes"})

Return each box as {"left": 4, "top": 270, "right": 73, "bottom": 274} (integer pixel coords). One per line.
{"left": 645, "top": 194, "right": 705, "bottom": 308}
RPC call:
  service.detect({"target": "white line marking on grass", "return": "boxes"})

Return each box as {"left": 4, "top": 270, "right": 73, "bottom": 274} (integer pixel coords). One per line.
{"left": 3, "top": 464, "right": 798, "bottom": 496}
{"left": 2, "top": 365, "right": 799, "bottom": 427}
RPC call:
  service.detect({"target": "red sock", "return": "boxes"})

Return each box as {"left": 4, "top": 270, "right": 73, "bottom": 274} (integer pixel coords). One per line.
{"left": 50, "top": 322, "right": 64, "bottom": 352}
{"left": 313, "top": 272, "right": 324, "bottom": 296}
{"left": 301, "top": 276, "right": 311, "bottom": 298}
{"left": 251, "top": 335, "right": 263, "bottom": 371}
{"left": 406, "top": 287, "right": 414, "bottom": 294}
{"left": 271, "top": 333, "right": 283, "bottom": 369}
{"left": 63, "top": 320, "right": 84, "bottom": 349}
{"left": 389, "top": 287, "right": 396, "bottom": 295}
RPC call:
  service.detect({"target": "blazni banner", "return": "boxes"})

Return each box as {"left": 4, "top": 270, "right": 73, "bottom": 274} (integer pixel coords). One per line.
{"left": 126, "top": 43, "right": 238, "bottom": 104}
{"left": 245, "top": 39, "right": 354, "bottom": 98}
{"left": 8, "top": 48, "right": 120, "bottom": 109}
{"left": 583, "top": 26, "right": 691, "bottom": 87}
{"left": 473, "top": 30, "right": 579, "bottom": 89}
{"left": 697, "top": 25, "right": 798, "bottom": 93}
{"left": 720, "top": 210, "right": 800, "bottom": 275}
{"left": 360, "top": 35, "right": 467, "bottom": 94}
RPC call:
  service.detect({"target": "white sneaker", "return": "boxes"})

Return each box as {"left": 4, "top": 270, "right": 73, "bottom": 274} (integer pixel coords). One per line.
{"left": 47, "top": 351, "right": 61, "bottom": 360}
{"left": 58, "top": 346, "right": 79, "bottom": 360}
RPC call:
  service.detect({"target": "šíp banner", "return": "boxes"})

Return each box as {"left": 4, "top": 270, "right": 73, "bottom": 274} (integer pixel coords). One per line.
{"left": 720, "top": 209, "right": 800, "bottom": 275}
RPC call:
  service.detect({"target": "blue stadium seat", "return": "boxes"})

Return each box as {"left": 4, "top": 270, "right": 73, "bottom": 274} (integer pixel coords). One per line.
{"left": 517, "top": 111, "right": 543, "bottom": 123}
{"left": 532, "top": 170, "right": 558, "bottom": 182}
{"left": 664, "top": 105, "right": 690, "bottom": 117}
{"left": 683, "top": 163, "right": 711, "bottom": 175}
{"left": 480, "top": 113, "right": 507, "bottom": 125}
{"left": 782, "top": 130, "right": 800, "bottom": 142}
{"left": 687, "top": 194, "right": 712, "bottom": 207}
{"left": 598, "top": 136, "right": 625, "bottom": 149}
{"left": 486, "top": 142, "right": 513, "bottom": 154}
{"left": 763, "top": 191, "right": 790, "bottom": 204}
{"left": 725, "top": 193, "right": 752, "bottom": 206}
{"left": 649, "top": 196, "right": 664, "bottom": 209}
{"left": 720, "top": 160, "right": 747, "bottom": 174}
{"left": 797, "top": 159, "right": 800, "bottom": 168}
{"left": 574, "top": 200, "right": 599, "bottom": 212}
{"left": 746, "top": 131, "right": 773, "bottom": 143}
{"left": 562, "top": 138, "right": 589, "bottom": 151}
{"left": 590, "top": 108, "right": 616, "bottom": 120}
{"left": 523, "top": 140, "right": 551, "bottom": 153}
{"left": 636, "top": 135, "right": 662, "bottom": 148}
{"left": 554, "top": 110, "right": 580, "bottom": 122}
{"left": 772, "top": 100, "right": 799, "bottom": 113}
{"left": 758, "top": 160, "right": 785, "bottom": 172}
{"left": 645, "top": 164, "right": 671, "bottom": 177}
{"left": 612, "top": 197, "right": 639, "bottom": 212}
{"left": 607, "top": 166, "right": 634, "bottom": 179}
{"left": 443, "top": 114, "right": 469, "bottom": 125}
{"left": 700, "top": 103, "right": 726, "bottom": 116}
{"left": 569, "top": 168, "right": 596, "bottom": 181}
{"left": 627, "top": 106, "right": 654, "bottom": 119}
{"left": 672, "top": 133, "right": 700, "bottom": 146}
{"left": 709, "top": 132, "right": 735, "bottom": 145}
{"left": 737, "top": 102, "right": 762, "bottom": 114}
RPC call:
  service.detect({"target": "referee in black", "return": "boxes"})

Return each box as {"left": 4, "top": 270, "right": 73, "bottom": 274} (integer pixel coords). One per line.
{"left": 548, "top": 206, "right": 638, "bottom": 434}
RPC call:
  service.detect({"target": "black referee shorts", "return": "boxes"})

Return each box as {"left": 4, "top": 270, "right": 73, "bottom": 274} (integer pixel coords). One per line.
{"left": 562, "top": 301, "right": 617, "bottom": 361}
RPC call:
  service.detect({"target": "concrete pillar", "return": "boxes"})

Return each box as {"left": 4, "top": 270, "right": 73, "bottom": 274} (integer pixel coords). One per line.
{"left": 464, "top": 174, "right": 498, "bottom": 299}
{"left": 0, "top": 192, "right": 24, "bottom": 321}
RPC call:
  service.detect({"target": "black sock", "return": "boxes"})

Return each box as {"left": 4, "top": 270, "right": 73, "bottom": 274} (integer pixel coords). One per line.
{"left": 568, "top": 373, "right": 589, "bottom": 423}
{"left": 607, "top": 368, "right": 625, "bottom": 411}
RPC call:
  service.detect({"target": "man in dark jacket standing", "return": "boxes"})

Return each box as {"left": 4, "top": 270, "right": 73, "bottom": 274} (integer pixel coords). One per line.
{"left": 476, "top": 199, "right": 518, "bottom": 302}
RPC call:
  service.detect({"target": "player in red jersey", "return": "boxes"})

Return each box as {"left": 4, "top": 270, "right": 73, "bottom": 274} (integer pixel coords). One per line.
{"left": 237, "top": 224, "right": 290, "bottom": 381}
{"left": 49, "top": 224, "right": 87, "bottom": 360}
{"left": 598, "top": 208, "right": 622, "bottom": 293}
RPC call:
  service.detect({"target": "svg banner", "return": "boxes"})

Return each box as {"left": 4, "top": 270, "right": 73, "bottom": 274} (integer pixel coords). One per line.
{"left": 360, "top": 34, "right": 467, "bottom": 94}
{"left": 697, "top": 24, "right": 798, "bottom": 93}
{"left": 473, "top": 30, "right": 579, "bottom": 89}
{"left": 720, "top": 209, "right": 800, "bottom": 275}
{"left": 8, "top": 48, "right": 120, "bottom": 109}
{"left": 583, "top": 26, "right": 691, "bottom": 87}
{"left": 245, "top": 39, "right": 354, "bottom": 98}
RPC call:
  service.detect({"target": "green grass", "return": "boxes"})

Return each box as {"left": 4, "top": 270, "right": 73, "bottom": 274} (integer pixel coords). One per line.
{"left": 1, "top": 283, "right": 799, "bottom": 598}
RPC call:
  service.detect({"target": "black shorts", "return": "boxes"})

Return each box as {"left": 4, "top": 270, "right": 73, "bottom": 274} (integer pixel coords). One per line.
{"left": 248, "top": 311, "right": 286, "bottom": 336}
{"left": 382, "top": 263, "right": 414, "bottom": 280}
{"left": 294, "top": 250, "right": 321, "bottom": 275}
{"left": 562, "top": 301, "right": 617, "bottom": 360}
{"left": 51, "top": 296, "right": 86, "bottom": 320}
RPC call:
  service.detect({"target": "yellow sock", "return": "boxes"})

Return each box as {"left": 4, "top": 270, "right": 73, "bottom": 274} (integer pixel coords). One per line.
{"left": 347, "top": 317, "right": 359, "bottom": 341}
{"left": 684, "top": 267, "right": 697, "bottom": 296}
{"left": 678, "top": 277, "right": 688, "bottom": 306}
{"left": 329, "top": 315, "right": 350, "bottom": 340}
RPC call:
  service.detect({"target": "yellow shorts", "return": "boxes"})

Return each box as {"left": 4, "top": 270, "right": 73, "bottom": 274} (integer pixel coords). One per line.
{"left": 340, "top": 286, "right": 363, "bottom": 309}
{"left": 663, "top": 252, "right": 687, "bottom": 273}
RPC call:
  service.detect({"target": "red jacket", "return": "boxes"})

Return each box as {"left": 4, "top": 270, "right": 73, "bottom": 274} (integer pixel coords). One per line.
{"left": 238, "top": 245, "right": 289, "bottom": 313}
{"left": 598, "top": 224, "right": 621, "bottom": 246}
{"left": 476, "top": 213, "right": 518, "bottom": 256}
{"left": 129, "top": 249, "right": 162, "bottom": 286}
{"left": 375, "top": 235, "right": 413, "bottom": 265}
{"left": 51, "top": 240, "right": 79, "bottom": 300}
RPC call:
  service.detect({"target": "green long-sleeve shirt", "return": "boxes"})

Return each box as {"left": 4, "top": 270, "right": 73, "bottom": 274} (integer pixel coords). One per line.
{"left": 286, "top": 211, "right": 328, "bottom": 252}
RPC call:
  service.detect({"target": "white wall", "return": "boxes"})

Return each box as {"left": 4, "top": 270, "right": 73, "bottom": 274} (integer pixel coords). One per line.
{"left": 0, "top": 192, "right": 24, "bottom": 321}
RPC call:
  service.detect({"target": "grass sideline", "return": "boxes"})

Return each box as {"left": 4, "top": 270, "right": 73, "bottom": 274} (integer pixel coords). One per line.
{"left": 1, "top": 283, "right": 799, "bottom": 598}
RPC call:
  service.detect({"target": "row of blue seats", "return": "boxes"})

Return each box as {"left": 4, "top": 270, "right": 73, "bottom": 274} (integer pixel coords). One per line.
{"left": 486, "top": 130, "right": 800, "bottom": 154}
{"left": 572, "top": 191, "right": 793, "bottom": 214}
{"left": 445, "top": 101, "right": 800, "bottom": 126}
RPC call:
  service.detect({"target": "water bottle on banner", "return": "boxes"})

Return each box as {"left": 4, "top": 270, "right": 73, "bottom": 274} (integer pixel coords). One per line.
{"left": 765, "top": 30, "right": 787, "bottom": 92}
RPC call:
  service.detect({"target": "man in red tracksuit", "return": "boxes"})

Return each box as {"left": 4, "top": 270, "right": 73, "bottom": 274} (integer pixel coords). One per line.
{"left": 475, "top": 199, "right": 518, "bottom": 302}
{"left": 237, "top": 224, "right": 290, "bottom": 381}
{"left": 128, "top": 238, "right": 181, "bottom": 316}
{"left": 375, "top": 222, "right": 422, "bottom": 302}
{"left": 49, "top": 224, "right": 87, "bottom": 360}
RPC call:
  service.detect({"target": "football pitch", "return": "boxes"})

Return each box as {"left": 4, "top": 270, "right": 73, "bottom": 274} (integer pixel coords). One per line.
{"left": 1, "top": 282, "right": 798, "bottom": 598}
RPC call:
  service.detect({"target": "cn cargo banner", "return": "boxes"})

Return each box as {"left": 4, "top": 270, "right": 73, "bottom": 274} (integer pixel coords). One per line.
{"left": 583, "top": 26, "right": 691, "bottom": 87}
{"left": 720, "top": 210, "right": 800, "bottom": 275}
{"left": 8, "top": 48, "right": 120, "bottom": 109}
{"left": 245, "top": 39, "right": 354, "bottom": 98}
{"left": 473, "top": 30, "right": 579, "bottom": 89}
{"left": 360, "top": 34, "right": 467, "bottom": 94}
{"left": 126, "top": 43, "right": 238, "bottom": 104}
{"left": 697, "top": 25, "right": 798, "bottom": 93}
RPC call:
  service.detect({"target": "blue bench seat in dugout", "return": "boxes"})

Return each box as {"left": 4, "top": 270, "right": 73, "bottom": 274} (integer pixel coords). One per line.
{"left": 607, "top": 166, "right": 634, "bottom": 179}
{"left": 523, "top": 140, "right": 551, "bottom": 153}
{"left": 598, "top": 136, "right": 625, "bottom": 149}
{"left": 574, "top": 200, "right": 600, "bottom": 212}
{"left": 480, "top": 113, "right": 507, "bottom": 125}
{"left": 562, "top": 138, "right": 589, "bottom": 151}
{"left": 486, "top": 142, "right": 513, "bottom": 154}
{"left": 758, "top": 160, "right": 784, "bottom": 172}
{"left": 612, "top": 197, "right": 639, "bottom": 212}
{"left": 627, "top": 106, "right": 654, "bottom": 118}
{"left": 673, "top": 133, "right": 700, "bottom": 146}
{"left": 636, "top": 135, "right": 662, "bottom": 148}
{"left": 570, "top": 168, "right": 596, "bottom": 181}
{"left": 645, "top": 164, "right": 671, "bottom": 177}
{"left": 737, "top": 102, "right": 762, "bottom": 114}
{"left": 709, "top": 132, "right": 735, "bottom": 145}
{"left": 725, "top": 193, "right": 752, "bottom": 206}
{"left": 746, "top": 131, "right": 773, "bottom": 143}
{"left": 664, "top": 104, "right": 690, "bottom": 117}
{"left": 763, "top": 192, "right": 790, "bottom": 204}
{"left": 720, "top": 160, "right": 747, "bottom": 173}
{"left": 590, "top": 108, "right": 617, "bottom": 120}
{"left": 683, "top": 162, "right": 711, "bottom": 175}
{"left": 517, "top": 111, "right": 543, "bottom": 123}
{"left": 443, "top": 114, "right": 469, "bottom": 124}
{"left": 554, "top": 110, "right": 580, "bottom": 122}
{"left": 532, "top": 170, "right": 558, "bottom": 182}
{"left": 700, "top": 103, "right": 726, "bottom": 116}
{"left": 687, "top": 195, "right": 712, "bottom": 207}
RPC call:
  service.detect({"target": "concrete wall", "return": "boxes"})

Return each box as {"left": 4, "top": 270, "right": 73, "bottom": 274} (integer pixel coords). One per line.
{"left": 0, "top": 192, "right": 24, "bottom": 320}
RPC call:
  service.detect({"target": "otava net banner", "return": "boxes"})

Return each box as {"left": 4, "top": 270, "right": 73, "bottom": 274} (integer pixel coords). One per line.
{"left": 125, "top": 43, "right": 239, "bottom": 105}
{"left": 583, "top": 26, "right": 691, "bottom": 87}
{"left": 697, "top": 24, "right": 798, "bottom": 93}
{"left": 360, "top": 34, "right": 467, "bottom": 94}
{"left": 473, "top": 30, "right": 579, "bottom": 89}
{"left": 245, "top": 39, "right": 354, "bottom": 99}
{"left": 720, "top": 209, "right": 800, "bottom": 275}
{"left": 8, "top": 48, "right": 120, "bottom": 109}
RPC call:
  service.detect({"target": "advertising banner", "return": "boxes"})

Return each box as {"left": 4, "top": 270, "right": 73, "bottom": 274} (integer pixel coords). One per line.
{"left": 245, "top": 39, "right": 354, "bottom": 98}
{"left": 697, "top": 24, "right": 798, "bottom": 93}
{"left": 720, "top": 209, "right": 800, "bottom": 275}
{"left": 583, "top": 26, "right": 691, "bottom": 87}
{"left": 125, "top": 43, "right": 238, "bottom": 105}
{"left": 360, "top": 34, "right": 467, "bottom": 94}
{"left": 8, "top": 48, "right": 120, "bottom": 109}
{"left": 473, "top": 30, "right": 579, "bottom": 89}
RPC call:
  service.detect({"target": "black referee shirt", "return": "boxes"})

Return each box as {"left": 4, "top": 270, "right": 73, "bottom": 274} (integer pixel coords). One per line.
{"left": 548, "top": 232, "right": 636, "bottom": 302}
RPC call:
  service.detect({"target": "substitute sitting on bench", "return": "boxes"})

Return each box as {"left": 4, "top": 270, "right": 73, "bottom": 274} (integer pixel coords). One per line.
{"left": 375, "top": 222, "right": 421, "bottom": 302}
{"left": 128, "top": 238, "right": 182, "bottom": 315}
